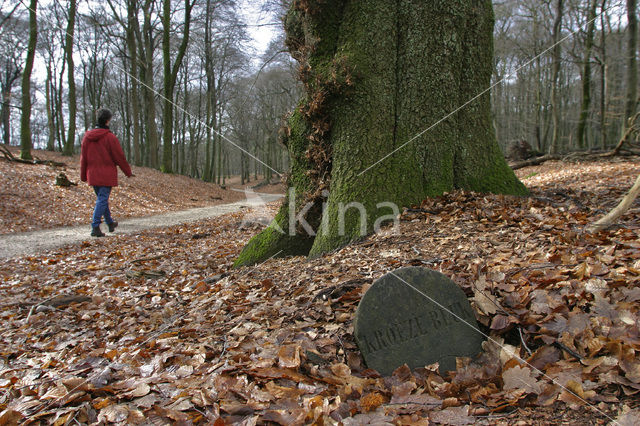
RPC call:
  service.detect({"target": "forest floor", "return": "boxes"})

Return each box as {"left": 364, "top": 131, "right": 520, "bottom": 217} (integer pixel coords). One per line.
{"left": 1, "top": 157, "right": 640, "bottom": 424}
{"left": 0, "top": 145, "right": 284, "bottom": 235}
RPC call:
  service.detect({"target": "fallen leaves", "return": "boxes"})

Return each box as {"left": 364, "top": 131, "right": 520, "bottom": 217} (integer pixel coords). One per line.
{"left": 0, "top": 146, "right": 284, "bottom": 234}
{"left": 0, "top": 158, "right": 638, "bottom": 423}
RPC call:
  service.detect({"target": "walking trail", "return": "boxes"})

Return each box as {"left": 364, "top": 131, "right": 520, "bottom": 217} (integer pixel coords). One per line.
{"left": 0, "top": 192, "right": 283, "bottom": 259}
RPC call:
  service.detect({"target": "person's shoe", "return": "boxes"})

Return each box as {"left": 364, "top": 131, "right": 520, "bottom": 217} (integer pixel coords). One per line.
{"left": 107, "top": 220, "right": 118, "bottom": 233}
{"left": 91, "top": 226, "right": 105, "bottom": 237}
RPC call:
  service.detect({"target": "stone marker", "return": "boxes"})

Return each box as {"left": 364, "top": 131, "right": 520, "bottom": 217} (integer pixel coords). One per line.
{"left": 354, "top": 267, "right": 484, "bottom": 375}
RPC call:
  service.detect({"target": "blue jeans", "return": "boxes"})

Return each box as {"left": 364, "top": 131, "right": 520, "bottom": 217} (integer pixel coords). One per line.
{"left": 92, "top": 186, "right": 114, "bottom": 228}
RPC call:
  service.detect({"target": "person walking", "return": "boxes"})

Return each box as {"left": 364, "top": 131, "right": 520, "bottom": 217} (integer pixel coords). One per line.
{"left": 80, "top": 108, "right": 133, "bottom": 237}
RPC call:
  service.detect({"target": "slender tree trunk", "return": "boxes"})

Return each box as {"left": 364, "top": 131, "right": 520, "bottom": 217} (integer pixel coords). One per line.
{"left": 550, "top": 0, "right": 565, "bottom": 154}
{"left": 577, "top": 0, "right": 598, "bottom": 150}
{"left": 161, "top": 0, "right": 193, "bottom": 173}
{"left": 203, "top": 0, "right": 215, "bottom": 182}
{"left": 19, "top": 0, "right": 37, "bottom": 161}
{"left": 535, "top": 55, "right": 544, "bottom": 152}
{"left": 45, "top": 66, "right": 55, "bottom": 151}
{"left": 56, "top": 56, "right": 67, "bottom": 150}
{"left": 63, "top": 0, "right": 77, "bottom": 156}
{"left": 127, "top": 0, "right": 142, "bottom": 165}
{"left": 598, "top": 0, "right": 609, "bottom": 149}
{"left": 141, "top": 0, "right": 160, "bottom": 168}
{"left": 235, "top": 0, "right": 526, "bottom": 266}
{"left": 623, "top": 0, "right": 638, "bottom": 137}
{"left": 1, "top": 86, "right": 12, "bottom": 145}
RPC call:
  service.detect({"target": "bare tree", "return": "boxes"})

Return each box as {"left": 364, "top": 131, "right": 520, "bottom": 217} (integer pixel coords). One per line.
{"left": 576, "top": 0, "right": 599, "bottom": 150}
{"left": 19, "top": 0, "right": 38, "bottom": 160}
{"left": 0, "top": 11, "right": 26, "bottom": 145}
{"left": 63, "top": 0, "right": 77, "bottom": 155}
{"left": 550, "top": 0, "right": 565, "bottom": 154}
{"left": 161, "top": 0, "right": 195, "bottom": 173}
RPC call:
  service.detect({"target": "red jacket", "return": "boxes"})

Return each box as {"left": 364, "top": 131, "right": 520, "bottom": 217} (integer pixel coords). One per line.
{"left": 80, "top": 128, "right": 132, "bottom": 187}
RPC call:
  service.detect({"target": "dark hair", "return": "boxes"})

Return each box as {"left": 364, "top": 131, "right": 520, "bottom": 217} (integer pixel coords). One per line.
{"left": 97, "top": 108, "right": 113, "bottom": 128}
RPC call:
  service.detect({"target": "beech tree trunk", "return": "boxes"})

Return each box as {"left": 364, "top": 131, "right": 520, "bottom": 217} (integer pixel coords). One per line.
{"left": 141, "top": 0, "right": 160, "bottom": 168}
{"left": 63, "top": 0, "right": 77, "bottom": 156}
{"left": 623, "top": 0, "right": 638, "bottom": 134}
{"left": 161, "top": 0, "right": 193, "bottom": 173}
{"left": 234, "top": 0, "right": 526, "bottom": 267}
{"left": 549, "top": 0, "right": 565, "bottom": 154}
{"left": 127, "top": 0, "right": 142, "bottom": 165}
{"left": 19, "top": 0, "right": 37, "bottom": 161}
{"left": 577, "top": 0, "right": 598, "bottom": 150}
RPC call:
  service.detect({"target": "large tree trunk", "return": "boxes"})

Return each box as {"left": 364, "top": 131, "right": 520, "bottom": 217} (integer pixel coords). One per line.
{"left": 234, "top": 0, "right": 526, "bottom": 267}
{"left": 63, "top": 0, "right": 77, "bottom": 156}
{"left": 19, "top": 0, "right": 37, "bottom": 161}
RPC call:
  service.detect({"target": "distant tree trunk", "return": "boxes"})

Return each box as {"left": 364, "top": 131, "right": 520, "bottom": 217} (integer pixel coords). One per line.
{"left": 235, "top": 0, "right": 527, "bottom": 266}
{"left": 45, "top": 66, "right": 55, "bottom": 151}
{"left": 623, "top": 0, "right": 638, "bottom": 136}
{"left": 550, "top": 0, "right": 564, "bottom": 154}
{"left": 19, "top": 0, "right": 37, "bottom": 161}
{"left": 63, "top": 0, "right": 77, "bottom": 156}
{"left": 127, "top": 0, "right": 142, "bottom": 165}
{"left": 0, "top": 93, "right": 9, "bottom": 145}
{"left": 598, "top": 0, "right": 609, "bottom": 149}
{"left": 161, "top": 0, "right": 194, "bottom": 173}
{"left": 141, "top": 0, "right": 160, "bottom": 168}
{"left": 203, "top": 0, "right": 215, "bottom": 182}
{"left": 56, "top": 57, "right": 67, "bottom": 150}
{"left": 577, "top": 0, "right": 598, "bottom": 150}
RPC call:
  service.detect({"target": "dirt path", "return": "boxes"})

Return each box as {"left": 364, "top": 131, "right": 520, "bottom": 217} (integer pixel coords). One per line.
{"left": 0, "top": 193, "right": 283, "bottom": 259}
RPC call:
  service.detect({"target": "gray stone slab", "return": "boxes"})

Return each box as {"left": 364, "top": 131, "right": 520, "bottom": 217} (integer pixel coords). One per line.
{"left": 354, "top": 267, "right": 484, "bottom": 375}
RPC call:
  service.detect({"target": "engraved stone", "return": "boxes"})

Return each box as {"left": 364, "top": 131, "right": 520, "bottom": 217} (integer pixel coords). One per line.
{"left": 354, "top": 267, "right": 484, "bottom": 375}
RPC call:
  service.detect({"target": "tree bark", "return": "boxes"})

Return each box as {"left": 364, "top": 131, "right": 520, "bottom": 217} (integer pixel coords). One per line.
{"left": 623, "top": 0, "right": 638, "bottom": 138}
{"left": 235, "top": 0, "right": 527, "bottom": 267}
{"left": 141, "top": 0, "right": 160, "bottom": 169}
{"left": 577, "top": 0, "right": 598, "bottom": 150}
{"left": 161, "top": 0, "right": 194, "bottom": 173}
{"left": 45, "top": 66, "right": 55, "bottom": 151}
{"left": 598, "top": 0, "right": 609, "bottom": 150}
{"left": 63, "top": 0, "right": 77, "bottom": 156}
{"left": 549, "top": 0, "right": 565, "bottom": 155}
{"left": 19, "top": 0, "right": 37, "bottom": 161}
{"left": 127, "top": 0, "right": 142, "bottom": 165}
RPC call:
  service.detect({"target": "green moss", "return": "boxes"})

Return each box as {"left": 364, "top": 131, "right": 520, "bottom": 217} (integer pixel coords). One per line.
{"left": 236, "top": 0, "right": 528, "bottom": 264}
{"left": 233, "top": 198, "right": 315, "bottom": 267}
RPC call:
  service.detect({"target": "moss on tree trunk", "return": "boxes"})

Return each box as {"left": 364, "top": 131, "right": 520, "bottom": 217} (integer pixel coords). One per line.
{"left": 235, "top": 0, "right": 526, "bottom": 267}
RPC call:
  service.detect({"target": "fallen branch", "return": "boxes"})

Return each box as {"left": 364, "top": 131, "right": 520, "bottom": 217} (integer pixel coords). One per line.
{"left": 0, "top": 144, "right": 67, "bottom": 167}
{"left": 600, "top": 107, "right": 640, "bottom": 157}
{"left": 509, "top": 155, "right": 561, "bottom": 171}
{"left": 0, "top": 144, "right": 36, "bottom": 164}
{"left": 586, "top": 174, "right": 640, "bottom": 233}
